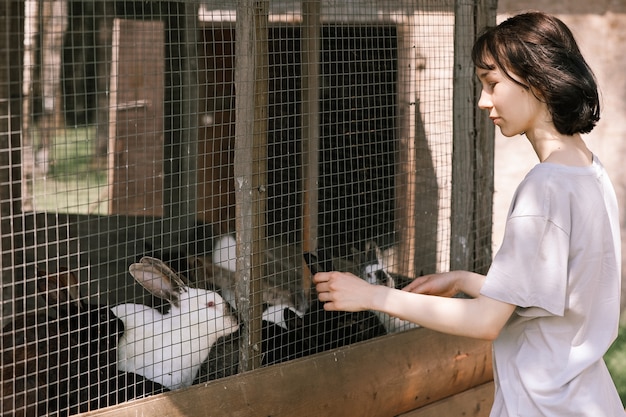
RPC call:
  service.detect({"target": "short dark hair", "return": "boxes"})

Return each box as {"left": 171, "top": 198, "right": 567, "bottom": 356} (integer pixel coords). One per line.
{"left": 472, "top": 12, "right": 600, "bottom": 135}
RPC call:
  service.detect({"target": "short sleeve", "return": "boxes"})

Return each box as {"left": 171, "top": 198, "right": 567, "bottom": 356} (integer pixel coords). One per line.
{"left": 482, "top": 214, "right": 569, "bottom": 317}
{"left": 483, "top": 166, "right": 575, "bottom": 317}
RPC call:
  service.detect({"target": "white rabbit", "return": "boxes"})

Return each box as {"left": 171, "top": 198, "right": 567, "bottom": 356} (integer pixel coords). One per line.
{"left": 111, "top": 256, "right": 239, "bottom": 390}
{"left": 202, "top": 234, "right": 295, "bottom": 310}
{"left": 212, "top": 234, "right": 237, "bottom": 273}
{"left": 209, "top": 235, "right": 238, "bottom": 307}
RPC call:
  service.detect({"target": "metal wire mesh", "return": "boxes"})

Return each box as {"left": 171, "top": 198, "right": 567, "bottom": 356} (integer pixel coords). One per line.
{"left": 0, "top": 0, "right": 493, "bottom": 414}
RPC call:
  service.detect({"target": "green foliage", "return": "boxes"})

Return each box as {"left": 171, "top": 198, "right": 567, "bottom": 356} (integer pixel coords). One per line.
{"left": 605, "top": 323, "right": 626, "bottom": 407}
{"left": 29, "top": 126, "right": 108, "bottom": 214}
{"left": 47, "top": 126, "right": 105, "bottom": 183}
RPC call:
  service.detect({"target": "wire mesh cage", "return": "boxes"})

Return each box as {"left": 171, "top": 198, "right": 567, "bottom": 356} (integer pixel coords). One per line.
{"left": 0, "top": 0, "right": 495, "bottom": 415}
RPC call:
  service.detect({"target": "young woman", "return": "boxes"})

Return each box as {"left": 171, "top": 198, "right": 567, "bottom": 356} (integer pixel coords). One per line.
{"left": 313, "top": 12, "right": 625, "bottom": 416}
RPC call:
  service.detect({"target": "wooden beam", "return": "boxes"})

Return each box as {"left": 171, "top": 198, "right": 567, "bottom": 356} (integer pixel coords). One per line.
{"left": 398, "top": 381, "right": 494, "bottom": 417}
{"left": 234, "top": 0, "right": 269, "bottom": 371}
{"left": 450, "top": 0, "right": 497, "bottom": 273}
{"left": 77, "top": 328, "right": 493, "bottom": 417}
{"left": 301, "top": 0, "right": 321, "bottom": 301}
{"left": 450, "top": 0, "right": 476, "bottom": 271}
{"left": 472, "top": 0, "right": 498, "bottom": 275}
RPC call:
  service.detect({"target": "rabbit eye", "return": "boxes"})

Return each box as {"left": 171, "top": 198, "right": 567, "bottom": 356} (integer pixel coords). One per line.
{"left": 207, "top": 301, "right": 215, "bottom": 308}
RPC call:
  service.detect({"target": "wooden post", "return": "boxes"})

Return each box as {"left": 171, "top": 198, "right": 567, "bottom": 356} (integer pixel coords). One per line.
{"left": 394, "top": 17, "right": 418, "bottom": 279}
{"left": 301, "top": 0, "right": 320, "bottom": 299}
{"left": 472, "top": 0, "right": 497, "bottom": 274}
{"left": 450, "top": 0, "right": 496, "bottom": 273}
{"left": 394, "top": 14, "right": 440, "bottom": 279}
{"left": 175, "top": 2, "right": 199, "bottom": 233}
{"left": 234, "top": 0, "right": 269, "bottom": 372}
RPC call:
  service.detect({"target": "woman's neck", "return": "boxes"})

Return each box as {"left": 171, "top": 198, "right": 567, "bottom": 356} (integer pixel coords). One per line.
{"left": 528, "top": 129, "right": 592, "bottom": 167}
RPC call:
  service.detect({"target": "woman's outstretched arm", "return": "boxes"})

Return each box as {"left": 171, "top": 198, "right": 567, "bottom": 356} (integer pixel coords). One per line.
{"left": 313, "top": 271, "right": 515, "bottom": 341}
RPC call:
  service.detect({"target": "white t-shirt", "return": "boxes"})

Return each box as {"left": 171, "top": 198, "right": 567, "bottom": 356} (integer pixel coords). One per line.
{"left": 481, "top": 155, "right": 625, "bottom": 416}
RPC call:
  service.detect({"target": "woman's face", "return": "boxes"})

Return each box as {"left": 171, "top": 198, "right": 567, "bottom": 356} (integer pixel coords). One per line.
{"left": 476, "top": 63, "right": 547, "bottom": 137}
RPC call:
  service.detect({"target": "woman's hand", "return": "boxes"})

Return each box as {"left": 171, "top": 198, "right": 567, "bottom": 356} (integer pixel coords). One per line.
{"left": 403, "top": 270, "right": 485, "bottom": 299}
{"left": 402, "top": 271, "right": 461, "bottom": 298}
{"left": 313, "top": 271, "right": 384, "bottom": 312}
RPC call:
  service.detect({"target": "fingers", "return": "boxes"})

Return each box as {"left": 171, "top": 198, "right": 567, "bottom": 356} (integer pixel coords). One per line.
{"left": 313, "top": 272, "right": 354, "bottom": 311}
{"left": 313, "top": 272, "right": 339, "bottom": 311}
{"left": 312, "top": 271, "right": 332, "bottom": 284}
{"left": 402, "top": 275, "right": 430, "bottom": 292}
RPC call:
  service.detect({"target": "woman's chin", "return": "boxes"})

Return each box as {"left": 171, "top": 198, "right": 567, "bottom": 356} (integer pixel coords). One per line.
{"left": 499, "top": 128, "right": 524, "bottom": 138}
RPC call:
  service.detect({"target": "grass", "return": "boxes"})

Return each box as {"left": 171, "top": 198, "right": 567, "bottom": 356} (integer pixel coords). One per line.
{"left": 606, "top": 322, "right": 626, "bottom": 406}
{"left": 26, "top": 125, "right": 108, "bottom": 214}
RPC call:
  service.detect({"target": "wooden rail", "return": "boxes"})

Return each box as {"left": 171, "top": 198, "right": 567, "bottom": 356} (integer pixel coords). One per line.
{"left": 79, "top": 327, "right": 493, "bottom": 417}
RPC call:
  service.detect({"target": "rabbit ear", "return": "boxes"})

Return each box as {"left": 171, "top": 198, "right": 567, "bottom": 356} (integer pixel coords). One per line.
{"left": 303, "top": 249, "right": 334, "bottom": 275}
{"left": 364, "top": 241, "right": 381, "bottom": 265}
{"left": 37, "top": 267, "right": 83, "bottom": 310}
{"left": 129, "top": 257, "right": 186, "bottom": 307}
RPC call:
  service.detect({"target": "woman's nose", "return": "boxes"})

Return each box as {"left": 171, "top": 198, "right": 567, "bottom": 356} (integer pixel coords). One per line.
{"left": 477, "top": 89, "right": 492, "bottom": 110}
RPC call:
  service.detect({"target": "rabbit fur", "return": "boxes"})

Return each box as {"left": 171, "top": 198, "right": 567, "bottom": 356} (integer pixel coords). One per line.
{"left": 1, "top": 268, "right": 168, "bottom": 417}
{"left": 194, "top": 302, "right": 306, "bottom": 383}
{"left": 111, "top": 256, "right": 239, "bottom": 390}
{"left": 359, "top": 241, "right": 419, "bottom": 334}
{"left": 302, "top": 251, "right": 387, "bottom": 355}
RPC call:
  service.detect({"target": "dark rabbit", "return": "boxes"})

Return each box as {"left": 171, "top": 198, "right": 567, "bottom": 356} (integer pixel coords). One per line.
{"left": 260, "top": 303, "right": 306, "bottom": 365}
{"left": 194, "top": 303, "right": 306, "bottom": 384}
{"left": 1, "top": 268, "right": 168, "bottom": 417}
{"left": 301, "top": 299, "right": 387, "bottom": 355}
{"left": 301, "top": 251, "right": 387, "bottom": 355}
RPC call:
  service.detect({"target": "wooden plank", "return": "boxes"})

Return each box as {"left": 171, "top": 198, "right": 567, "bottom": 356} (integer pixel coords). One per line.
{"left": 472, "top": 0, "right": 498, "bottom": 274}
{"left": 394, "top": 18, "right": 418, "bottom": 279}
{"left": 394, "top": 18, "right": 439, "bottom": 278}
{"left": 301, "top": 0, "right": 321, "bottom": 300}
{"left": 108, "top": 19, "right": 165, "bottom": 217}
{"left": 234, "top": 0, "right": 269, "bottom": 371}
{"left": 77, "top": 328, "right": 493, "bottom": 417}
{"left": 398, "top": 381, "right": 494, "bottom": 417}
{"left": 450, "top": 1, "right": 476, "bottom": 271}
{"left": 450, "top": 0, "right": 497, "bottom": 273}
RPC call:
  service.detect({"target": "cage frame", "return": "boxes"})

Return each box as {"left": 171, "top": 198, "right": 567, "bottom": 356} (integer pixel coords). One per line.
{"left": 0, "top": 0, "right": 497, "bottom": 415}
